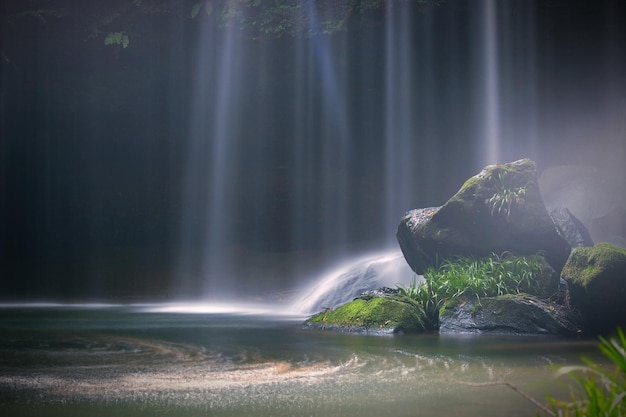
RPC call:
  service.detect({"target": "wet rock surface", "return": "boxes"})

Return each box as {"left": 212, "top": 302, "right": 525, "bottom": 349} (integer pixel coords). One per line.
{"left": 439, "top": 294, "right": 582, "bottom": 336}
{"left": 307, "top": 160, "right": 624, "bottom": 337}
{"left": 397, "top": 159, "right": 571, "bottom": 275}
{"left": 549, "top": 207, "right": 594, "bottom": 248}
{"left": 562, "top": 243, "right": 626, "bottom": 334}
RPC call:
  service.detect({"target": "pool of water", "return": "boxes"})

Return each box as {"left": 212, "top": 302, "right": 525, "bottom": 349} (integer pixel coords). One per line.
{"left": 0, "top": 303, "right": 602, "bottom": 417}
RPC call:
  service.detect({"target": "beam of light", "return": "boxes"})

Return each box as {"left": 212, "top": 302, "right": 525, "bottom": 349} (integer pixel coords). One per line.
{"left": 201, "top": 20, "right": 240, "bottom": 297}
{"left": 178, "top": 11, "right": 244, "bottom": 299}
{"left": 290, "top": 31, "right": 317, "bottom": 256}
{"left": 304, "top": 1, "right": 350, "bottom": 141}
{"left": 499, "top": 1, "right": 539, "bottom": 162}
{"left": 384, "top": 0, "right": 417, "bottom": 245}
{"left": 291, "top": 1, "right": 351, "bottom": 261}
{"left": 483, "top": 0, "right": 500, "bottom": 165}
{"left": 307, "top": 1, "right": 351, "bottom": 255}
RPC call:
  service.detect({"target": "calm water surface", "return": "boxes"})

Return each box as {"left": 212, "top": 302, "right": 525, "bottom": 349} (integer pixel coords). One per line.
{"left": 0, "top": 304, "right": 602, "bottom": 417}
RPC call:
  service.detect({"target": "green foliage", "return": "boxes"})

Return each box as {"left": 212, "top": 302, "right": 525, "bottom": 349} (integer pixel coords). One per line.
{"left": 306, "top": 296, "right": 427, "bottom": 333}
{"left": 5, "top": 0, "right": 444, "bottom": 45}
{"left": 104, "top": 31, "right": 129, "bottom": 48}
{"left": 204, "top": 0, "right": 444, "bottom": 38}
{"left": 397, "top": 276, "right": 436, "bottom": 324}
{"left": 485, "top": 171, "right": 528, "bottom": 222}
{"left": 191, "top": 3, "right": 203, "bottom": 19}
{"left": 544, "top": 328, "right": 626, "bottom": 417}
{"left": 397, "top": 253, "right": 544, "bottom": 328}
{"left": 247, "top": 1, "right": 300, "bottom": 37}
{"left": 11, "top": 8, "right": 64, "bottom": 24}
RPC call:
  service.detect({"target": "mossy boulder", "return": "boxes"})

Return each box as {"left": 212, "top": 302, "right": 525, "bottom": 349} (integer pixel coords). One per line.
{"left": 439, "top": 294, "right": 582, "bottom": 336}
{"left": 303, "top": 293, "right": 428, "bottom": 335}
{"left": 397, "top": 159, "right": 571, "bottom": 274}
{"left": 562, "top": 243, "right": 626, "bottom": 334}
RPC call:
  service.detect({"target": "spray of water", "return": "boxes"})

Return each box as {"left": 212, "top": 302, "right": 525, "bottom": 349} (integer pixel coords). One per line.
{"left": 293, "top": 250, "right": 416, "bottom": 315}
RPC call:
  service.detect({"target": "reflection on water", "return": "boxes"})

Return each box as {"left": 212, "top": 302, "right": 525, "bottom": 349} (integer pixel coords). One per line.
{"left": 0, "top": 305, "right": 601, "bottom": 417}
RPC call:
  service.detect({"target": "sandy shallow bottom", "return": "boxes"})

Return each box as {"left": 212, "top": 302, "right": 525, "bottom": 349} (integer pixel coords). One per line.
{"left": 0, "top": 306, "right": 599, "bottom": 417}
{"left": 0, "top": 335, "right": 566, "bottom": 417}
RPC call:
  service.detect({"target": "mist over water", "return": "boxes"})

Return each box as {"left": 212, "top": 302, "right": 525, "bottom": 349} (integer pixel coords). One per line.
{"left": 175, "top": 0, "right": 625, "bottom": 301}
{"left": 2, "top": 3, "right": 625, "bottom": 416}
{"left": 0, "top": 1, "right": 624, "bottom": 301}
{"left": 176, "top": 2, "right": 512, "bottom": 299}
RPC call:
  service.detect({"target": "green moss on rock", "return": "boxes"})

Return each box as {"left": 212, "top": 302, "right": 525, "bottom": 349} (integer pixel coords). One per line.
{"left": 456, "top": 158, "right": 536, "bottom": 198}
{"left": 396, "top": 159, "right": 571, "bottom": 275}
{"left": 304, "top": 295, "right": 427, "bottom": 334}
{"left": 438, "top": 297, "right": 464, "bottom": 318}
{"left": 562, "top": 243, "right": 626, "bottom": 334}
{"left": 562, "top": 243, "right": 626, "bottom": 286}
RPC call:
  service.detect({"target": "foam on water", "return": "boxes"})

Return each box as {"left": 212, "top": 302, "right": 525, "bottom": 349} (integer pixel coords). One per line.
{"left": 138, "top": 301, "right": 303, "bottom": 317}
{"left": 293, "top": 249, "right": 417, "bottom": 314}
{"left": 0, "top": 304, "right": 599, "bottom": 417}
{"left": 0, "top": 339, "right": 562, "bottom": 416}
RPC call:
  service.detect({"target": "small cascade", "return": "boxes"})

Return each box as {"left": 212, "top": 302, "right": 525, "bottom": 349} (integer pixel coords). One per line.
{"left": 293, "top": 250, "right": 417, "bottom": 315}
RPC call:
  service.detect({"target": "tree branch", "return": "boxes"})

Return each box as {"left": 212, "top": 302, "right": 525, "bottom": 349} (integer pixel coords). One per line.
{"left": 445, "top": 377, "right": 556, "bottom": 416}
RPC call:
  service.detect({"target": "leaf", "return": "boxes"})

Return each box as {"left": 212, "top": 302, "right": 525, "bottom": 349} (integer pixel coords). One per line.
{"left": 104, "top": 32, "right": 130, "bottom": 48}
{"left": 191, "top": 3, "right": 203, "bottom": 19}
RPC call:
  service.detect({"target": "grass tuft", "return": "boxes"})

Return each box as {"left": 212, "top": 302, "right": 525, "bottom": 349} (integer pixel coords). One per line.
{"left": 544, "top": 328, "right": 626, "bottom": 417}
{"left": 397, "top": 253, "right": 544, "bottom": 329}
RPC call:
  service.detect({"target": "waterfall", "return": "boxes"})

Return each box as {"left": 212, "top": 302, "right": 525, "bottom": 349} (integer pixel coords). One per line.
{"left": 294, "top": 250, "right": 416, "bottom": 315}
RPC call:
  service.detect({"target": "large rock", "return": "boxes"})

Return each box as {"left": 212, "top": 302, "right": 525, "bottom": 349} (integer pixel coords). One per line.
{"left": 303, "top": 291, "right": 427, "bottom": 335}
{"left": 549, "top": 207, "right": 594, "bottom": 248}
{"left": 439, "top": 294, "right": 582, "bottom": 336}
{"left": 397, "top": 159, "right": 571, "bottom": 274}
{"left": 562, "top": 243, "right": 626, "bottom": 334}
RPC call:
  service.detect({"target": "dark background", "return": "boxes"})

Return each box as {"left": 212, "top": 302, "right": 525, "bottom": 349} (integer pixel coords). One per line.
{"left": 1, "top": 0, "right": 625, "bottom": 300}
